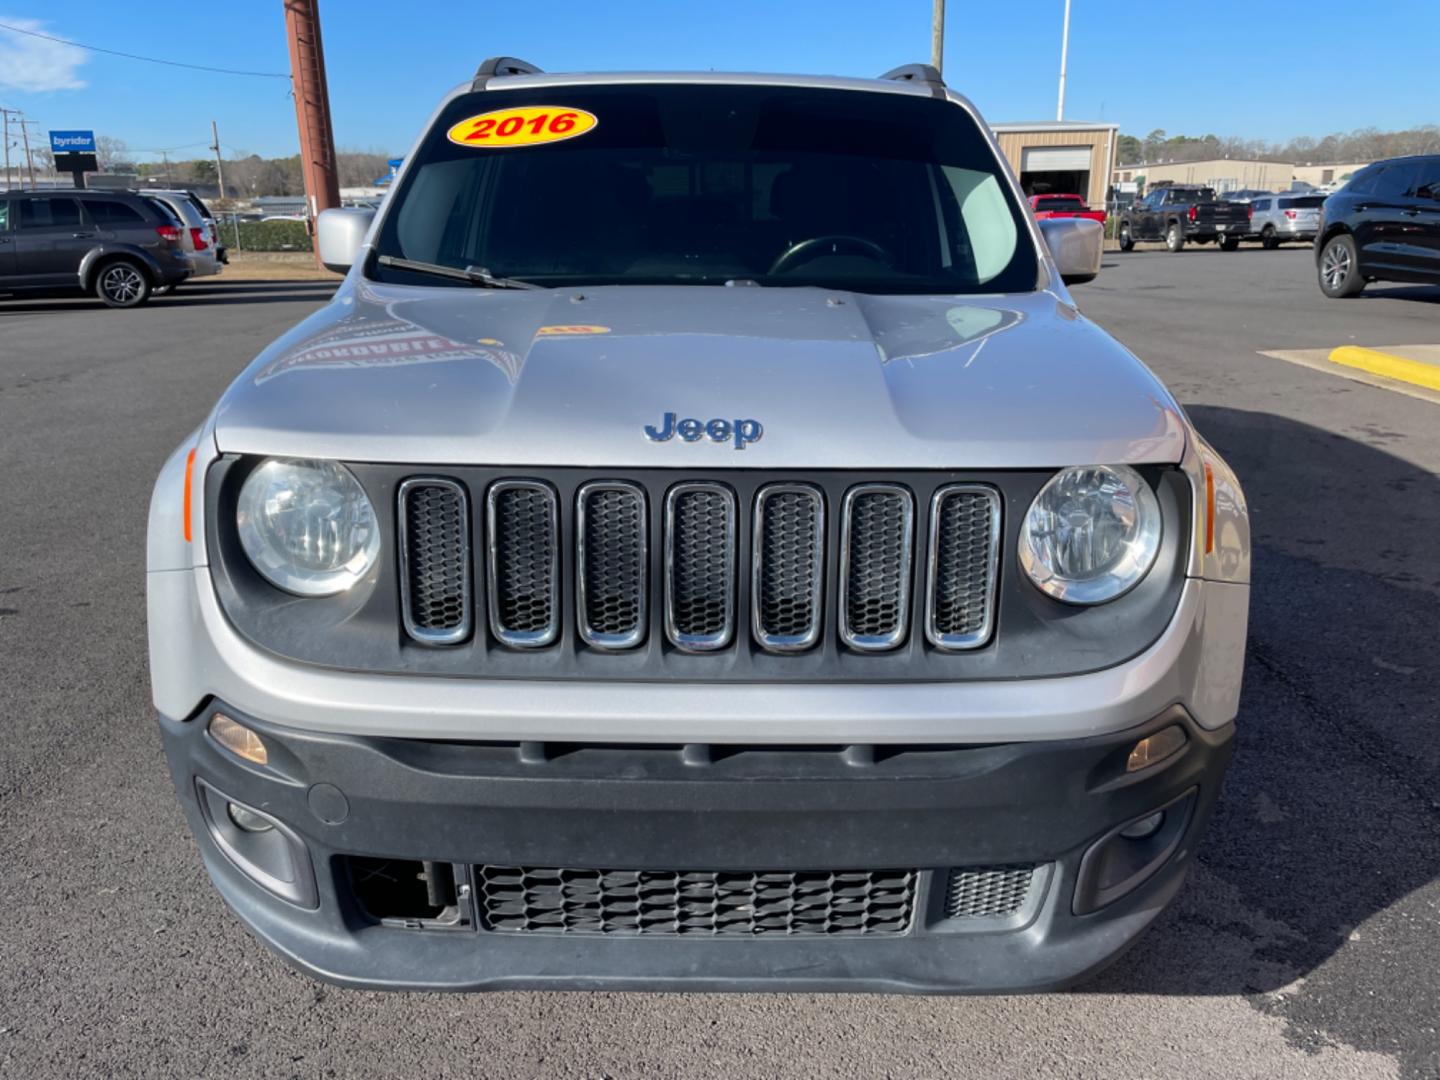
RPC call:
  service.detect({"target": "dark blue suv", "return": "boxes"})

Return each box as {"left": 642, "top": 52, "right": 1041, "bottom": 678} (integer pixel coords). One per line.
{"left": 1316, "top": 155, "right": 1440, "bottom": 298}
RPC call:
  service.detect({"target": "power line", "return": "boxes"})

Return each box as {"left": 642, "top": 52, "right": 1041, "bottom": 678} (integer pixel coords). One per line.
{"left": 0, "top": 20, "right": 290, "bottom": 78}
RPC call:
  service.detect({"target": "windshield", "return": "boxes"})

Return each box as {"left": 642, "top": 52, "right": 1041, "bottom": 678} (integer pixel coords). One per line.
{"left": 370, "top": 84, "right": 1037, "bottom": 294}
{"left": 1033, "top": 196, "right": 1082, "bottom": 210}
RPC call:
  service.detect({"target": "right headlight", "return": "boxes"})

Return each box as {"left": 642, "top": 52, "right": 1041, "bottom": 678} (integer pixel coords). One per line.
{"left": 1018, "top": 464, "right": 1161, "bottom": 604}
{"left": 236, "top": 458, "right": 380, "bottom": 596}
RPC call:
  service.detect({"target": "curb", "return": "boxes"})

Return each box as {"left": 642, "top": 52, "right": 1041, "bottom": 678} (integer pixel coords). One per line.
{"left": 1328, "top": 347, "right": 1440, "bottom": 393}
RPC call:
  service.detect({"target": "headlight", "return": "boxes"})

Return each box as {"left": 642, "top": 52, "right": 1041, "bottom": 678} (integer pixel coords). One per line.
{"left": 236, "top": 458, "right": 380, "bottom": 596}
{"left": 1018, "top": 465, "right": 1161, "bottom": 604}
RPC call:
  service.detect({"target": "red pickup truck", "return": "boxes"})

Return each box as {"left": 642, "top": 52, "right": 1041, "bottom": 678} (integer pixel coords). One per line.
{"left": 1028, "top": 194, "right": 1107, "bottom": 225}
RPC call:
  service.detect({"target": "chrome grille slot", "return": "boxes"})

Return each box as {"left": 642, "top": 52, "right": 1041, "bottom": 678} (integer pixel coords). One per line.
{"left": 925, "top": 485, "right": 1001, "bottom": 650}
{"left": 486, "top": 481, "right": 560, "bottom": 648}
{"left": 664, "top": 482, "right": 737, "bottom": 651}
{"left": 752, "top": 484, "right": 825, "bottom": 652}
{"left": 839, "top": 484, "right": 914, "bottom": 651}
{"left": 398, "top": 478, "right": 472, "bottom": 646}
{"left": 576, "top": 481, "right": 648, "bottom": 649}
{"left": 476, "top": 865, "right": 917, "bottom": 936}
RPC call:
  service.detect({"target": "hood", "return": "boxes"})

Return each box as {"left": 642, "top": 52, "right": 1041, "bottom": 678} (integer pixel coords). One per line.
{"left": 213, "top": 279, "right": 1187, "bottom": 469}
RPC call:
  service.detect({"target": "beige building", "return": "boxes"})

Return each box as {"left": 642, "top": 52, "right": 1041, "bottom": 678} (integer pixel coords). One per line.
{"left": 990, "top": 121, "right": 1120, "bottom": 209}
{"left": 1291, "top": 161, "right": 1370, "bottom": 187}
{"left": 1113, "top": 158, "right": 1373, "bottom": 194}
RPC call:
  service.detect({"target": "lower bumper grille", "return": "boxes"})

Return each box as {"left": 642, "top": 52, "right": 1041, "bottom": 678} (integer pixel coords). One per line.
{"left": 944, "top": 865, "right": 1036, "bottom": 919}
{"left": 476, "top": 865, "right": 918, "bottom": 936}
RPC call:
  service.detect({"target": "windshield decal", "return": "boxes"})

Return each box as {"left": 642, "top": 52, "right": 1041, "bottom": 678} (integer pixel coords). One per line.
{"left": 446, "top": 106, "right": 598, "bottom": 149}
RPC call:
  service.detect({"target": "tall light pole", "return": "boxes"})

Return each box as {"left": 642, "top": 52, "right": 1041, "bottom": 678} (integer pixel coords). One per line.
{"left": 931, "top": 0, "right": 945, "bottom": 74}
{"left": 1056, "top": 0, "right": 1072, "bottom": 121}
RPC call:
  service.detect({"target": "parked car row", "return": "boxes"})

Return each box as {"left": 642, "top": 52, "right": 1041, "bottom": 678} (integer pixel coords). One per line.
{"left": 0, "top": 187, "right": 224, "bottom": 307}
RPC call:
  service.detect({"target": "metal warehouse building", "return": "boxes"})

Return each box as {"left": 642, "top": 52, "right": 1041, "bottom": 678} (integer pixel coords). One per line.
{"left": 991, "top": 121, "right": 1120, "bottom": 210}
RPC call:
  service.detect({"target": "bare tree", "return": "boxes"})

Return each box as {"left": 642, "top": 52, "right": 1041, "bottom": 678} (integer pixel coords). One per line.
{"left": 95, "top": 134, "right": 129, "bottom": 172}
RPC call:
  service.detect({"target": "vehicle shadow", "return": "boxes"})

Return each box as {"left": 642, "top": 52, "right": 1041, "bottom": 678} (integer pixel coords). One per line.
{"left": 0, "top": 280, "right": 336, "bottom": 315}
{"left": 1361, "top": 284, "right": 1440, "bottom": 305}
{"left": 1088, "top": 408, "right": 1440, "bottom": 1025}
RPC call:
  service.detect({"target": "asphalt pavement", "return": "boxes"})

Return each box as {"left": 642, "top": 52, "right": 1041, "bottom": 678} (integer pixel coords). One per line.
{"left": 1, "top": 254, "right": 1437, "bottom": 1079}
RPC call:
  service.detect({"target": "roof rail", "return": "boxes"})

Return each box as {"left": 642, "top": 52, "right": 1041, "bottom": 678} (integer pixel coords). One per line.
{"left": 878, "top": 63, "right": 946, "bottom": 88}
{"left": 472, "top": 56, "right": 543, "bottom": 89}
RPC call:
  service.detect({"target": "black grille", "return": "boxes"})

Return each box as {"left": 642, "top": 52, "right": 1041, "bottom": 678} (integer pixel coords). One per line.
{"left": 944, "top": 865, "right": 1035, "bottom": 919}
{"left": 841, "top": 485, "right": 914, "bottom": 650}
{"left": 487, "top": 482, "right": 559, "bottom": 648}
{"left": 927, "top": 486, "right": 1001, "bottom": 649}
{"left": 476, "top": 865, "right": 917, "bottom": 936}
{"left": 577, "top": 482, "right": 648, "bottom": 649}
{"left": 753, "top": 485, "right": 825, "bottom": 651}
{"left": 398, "top": 479, "right": 471, "bottom": 644}
{"left": 665, "top": 483, "right": 736, "bottom": 651}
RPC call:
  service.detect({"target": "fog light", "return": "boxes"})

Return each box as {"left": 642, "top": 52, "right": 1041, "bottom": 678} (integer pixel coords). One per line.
{"left": 1120, "top": 811, "right": 1164, "bottom": 839}
{"left": 228, "top": 802, "right": 275, "bottom": 833}
{"left": 209, "top": 713, "right": 268, "bottom": 765}
{"left": 1126, "top": 725, "right": 1186, "bottom": 772}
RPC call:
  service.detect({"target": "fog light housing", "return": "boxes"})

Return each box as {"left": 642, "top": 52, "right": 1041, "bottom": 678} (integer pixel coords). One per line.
{"left": 209, "top": 713, "right": 268, "bottom": 765}
{"left": 228, "top": 802, "right": 275, "bottom": 833}
{"left": 1119, "top": 811, "right": 1164, "bottom": 839}
{"left": 1126, "top": 725, "right": 1186, "bottom": 772}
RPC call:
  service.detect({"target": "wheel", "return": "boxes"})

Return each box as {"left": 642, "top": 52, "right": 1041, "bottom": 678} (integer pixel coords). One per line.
{"left": 1261, "top": 226, "right": 1280, "bottom": 250}
{"left": 1166, "top": 223, "right": 1185, "bottom": 252}
{"left": 1219, "top": 235, "right": 1240, "bottom": 252}
{"left": 95, "top": 260, "right": 151, "bottom": 308}
{"left": 1118, "top": 222, "right": 1135, "bottom": 252}
{"left": 1318, "top": 234, "right": 1364, "bottom": 298}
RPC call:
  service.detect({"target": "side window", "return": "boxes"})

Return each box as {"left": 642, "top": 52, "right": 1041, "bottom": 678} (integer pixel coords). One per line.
{"left": 1346, "top": 169, "right": 1379, "bottom": 196}
{"left": 86, "top": 200, "right": 146, "bottom": 225}
{"left": 1256, "top": 199, "right": 1270, "bottom": 212}
{"left": 1373, "top": 163, "right": 1418, "bottom": 199}
{"left": 17, "top": 197, "right": 82, "bottom": 229}
{"left": 1415, "top": 161, "right": 1440, "bottom": 201}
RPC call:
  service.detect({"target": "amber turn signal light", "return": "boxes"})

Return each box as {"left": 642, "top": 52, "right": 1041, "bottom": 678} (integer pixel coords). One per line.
{"left": 1126, "top": 725, "right": 1187, "bottom": 773}
{"left": 208, "top": 713, "right": 268, "bottom": 765}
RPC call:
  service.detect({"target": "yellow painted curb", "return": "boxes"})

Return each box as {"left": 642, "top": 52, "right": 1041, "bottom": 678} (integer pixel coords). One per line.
{"left": 1328, "top": 347, "right": 1440, "bottom": 393}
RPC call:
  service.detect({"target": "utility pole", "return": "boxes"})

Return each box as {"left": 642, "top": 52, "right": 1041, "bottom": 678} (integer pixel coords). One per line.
{"left": 931, "top": 0, "right": 945, "bottom": 75}
{"left": 284, "top": 0, "right": 341, "bottom": 266}
{"left": 161, "top": 149, "right": 172, "bottom": 185}
{"left": 1056, "top": 0, "right": 1072, "bottom": 121}
{"left": 210, "top": 119, "right": 228, "bottom": 201}
{"left": 19, "top": 117, "right": 36, "bottom": 190}
{"left": 1, "top": 107, "right": 13, "bottom": 191}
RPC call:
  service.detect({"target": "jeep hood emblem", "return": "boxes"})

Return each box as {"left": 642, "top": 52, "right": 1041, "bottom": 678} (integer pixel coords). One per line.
{"left": 645, "top": 412, "right": 763, "bottom": 450}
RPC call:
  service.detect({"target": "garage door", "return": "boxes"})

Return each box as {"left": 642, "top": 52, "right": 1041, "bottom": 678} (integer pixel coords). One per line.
{"left": 1021, "top": 146, "right": 1092, "bottom": 172}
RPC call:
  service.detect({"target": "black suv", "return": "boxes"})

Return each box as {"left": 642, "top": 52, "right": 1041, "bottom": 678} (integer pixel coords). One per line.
{"left": 0, "top": 190, "right": 193, "bottom": 307}
{"left": 1316, "top": 155, "right": 1440, "bottom": 298}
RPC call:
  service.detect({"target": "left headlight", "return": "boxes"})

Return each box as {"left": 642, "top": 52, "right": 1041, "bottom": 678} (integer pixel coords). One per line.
{"left": 1018, "top": 464, "right": 1161, "bottom": 605}
{"left": 236, "top": 458, "right": 380, "bottom": 596}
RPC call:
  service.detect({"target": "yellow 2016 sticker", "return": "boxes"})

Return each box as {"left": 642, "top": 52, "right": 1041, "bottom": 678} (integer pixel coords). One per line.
{"left": 447, "top": 106, "right": 598, "bottom": 149}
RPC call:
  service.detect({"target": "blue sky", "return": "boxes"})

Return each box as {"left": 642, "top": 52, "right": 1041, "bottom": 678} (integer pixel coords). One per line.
{"left": 0, "top": 1, "right": 1433, "bottom": 164}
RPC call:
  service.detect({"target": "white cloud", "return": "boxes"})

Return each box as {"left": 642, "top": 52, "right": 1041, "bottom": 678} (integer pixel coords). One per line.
{"left": 0, "top": 17, "right": 88, "bottom": 92}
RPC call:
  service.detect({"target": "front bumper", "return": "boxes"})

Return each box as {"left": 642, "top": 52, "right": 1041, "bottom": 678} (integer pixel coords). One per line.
{"left": 161, "top": 701, "right": 1233, "bottom": 993}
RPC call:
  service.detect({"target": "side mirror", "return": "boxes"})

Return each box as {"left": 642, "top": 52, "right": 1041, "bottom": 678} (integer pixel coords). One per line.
{"left": 316, "top": 207, "right": 376, "bottom": 274}
{"left": 1038, "top": 217, "right": 1103, "bottom": 286}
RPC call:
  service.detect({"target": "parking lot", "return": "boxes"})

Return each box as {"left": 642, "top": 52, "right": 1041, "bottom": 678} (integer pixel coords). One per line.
{"left": 1, "top": 250, "right": 1437, "bottom": 1078}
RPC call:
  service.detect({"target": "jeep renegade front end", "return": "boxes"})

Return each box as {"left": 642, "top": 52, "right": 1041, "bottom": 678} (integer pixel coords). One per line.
{"left": 147, "top": 59, "right": 1250, "bottom": 993}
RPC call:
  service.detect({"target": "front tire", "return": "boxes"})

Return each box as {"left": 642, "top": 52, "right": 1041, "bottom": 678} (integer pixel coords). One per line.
{"left": 1119, "top": 222, "right": 1135, "bottom": 252}
{"left": 1166, "top": 223, "right": 1185, "bottom": 252}
{"left": 1318, "top": 234, "right": 1364, "bottom": 298}
{"left": 95, "top": 260, "right": 151, "bottom": 308}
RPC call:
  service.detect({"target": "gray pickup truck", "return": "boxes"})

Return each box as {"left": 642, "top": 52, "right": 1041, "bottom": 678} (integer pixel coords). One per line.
{"left": 1120, "top": 185, "right": 1253, "bottom": 251}
{"left": 147, "top": 58, "right": 1250, "bottom": 994}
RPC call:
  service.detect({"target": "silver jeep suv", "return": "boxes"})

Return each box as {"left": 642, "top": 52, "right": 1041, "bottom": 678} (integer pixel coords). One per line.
{"left": 147, "top": 58, "right": 1250, "bottom": 993}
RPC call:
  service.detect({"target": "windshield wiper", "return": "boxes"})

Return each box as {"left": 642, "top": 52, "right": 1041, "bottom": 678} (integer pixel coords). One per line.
{"left": 375, "top": 254, "right": 544, "bottom": 290}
